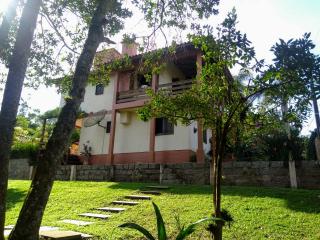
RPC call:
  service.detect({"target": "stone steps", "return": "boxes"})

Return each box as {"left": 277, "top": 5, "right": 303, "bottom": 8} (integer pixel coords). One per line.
{"left": 5, "top": 226, "right": 60, "bottom": 239}
{"left": 96, "top": 207, "right": 125, "bottom": 213}
{"left": 140, "top": 190, "right": 161, "bottom": 195}
{"left": 112, "top": 200, "right": 139, "bottom": 206}
{"left": 61, "top": 219, "right": 94, "bottom": 226}
{"left": 78, "top": 213, "right": 111, "bottom": 219}
{"left": 40, "top": 230, "right": 82, "bottom": 240}
{"left": 146, "top": 185, "right": 170, "bottom": 189}
{"left": 125, "top": 195, "right": 151, "bottom": 200}
{"left": 40, "top": 230, "right": 92, "bottom": 240}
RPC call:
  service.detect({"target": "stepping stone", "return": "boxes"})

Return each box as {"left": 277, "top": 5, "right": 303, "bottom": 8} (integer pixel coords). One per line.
{"left": 125, "top": 195, "right": 151, "bottom": 200}
{"left": 5, "top": 225, "right": 14, "bottom": 230}
{"left": 4, "top": 229, "right": 12, "bottom": 238}
{"left": 4, "top": 226, "right": 59, "bottom": 238}
{"left": 141, "top": 190, "right": 161, "bottom": 195}
{"left": 80, "top": 233, "right": 93, "bottom": 239}
{"left": 112, "top": 200, "right": 139, "bottom": 206}
{"left": 79, "top": 213, "right": 110, "bottom": 219}
{"left": 96, "top": 207, "right": 125, "bottom": 213}
{"left": 40, "top": 226, "right": 60, "bottom": 231}
{"left": 146, "top": 185, "right": 170, "bottom": 189}
{"left": 61, "top": 219, "right": 94, "bottom": 226}
{"left": 40, "top": 230, "right": 82, "bottom": 240}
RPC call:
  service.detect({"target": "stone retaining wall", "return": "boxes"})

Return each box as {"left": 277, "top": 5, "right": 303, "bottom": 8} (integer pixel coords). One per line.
{"left": 8, "top": 158, "right": 30, "bottom": 179}
{"left": 9, "top": 159, "right": 320, "bottom": 189}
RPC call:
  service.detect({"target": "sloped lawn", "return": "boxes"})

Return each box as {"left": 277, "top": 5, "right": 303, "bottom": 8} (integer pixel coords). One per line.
{"left": 6, "top": 180, "right": 320, "bottom": 239}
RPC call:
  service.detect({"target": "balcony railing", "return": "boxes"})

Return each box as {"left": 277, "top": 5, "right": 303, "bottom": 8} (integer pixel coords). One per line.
{"left": 116, "top": 79, "right": 194, "bottom": 104}
{"left": 117, "top": 88, "right": 148, "bottom": 103}
{"left": 158, "top": 79, "right": 193, "bottom": 94}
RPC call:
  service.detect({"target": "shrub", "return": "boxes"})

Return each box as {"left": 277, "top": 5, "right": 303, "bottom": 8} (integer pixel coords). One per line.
{"left": 10, "top": 142, "right": 39, "bottom": 165}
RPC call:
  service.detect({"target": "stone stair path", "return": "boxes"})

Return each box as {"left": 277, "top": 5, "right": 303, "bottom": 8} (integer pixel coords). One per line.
{"left": 125, "top": 195, "right": 151, "bottom": 200}
{"left": 78, "top": 213, "right": 111, "bottom": 220}
{"left": 112, "top": 200, "right": 139, "bottom": 206}
{"left": 54, "top": 184, "right": 168, "bottom": 239}
{"left": 4, "top": 226, "right": 93, "bottom": 240}
{"left": 40, "top": 230, "right": 92, "bottom": 240}
{"left": 96, "top": 207, "right": 125, "bottom": 213}
{"left": 140, "top": 190, "right": 162, "bottom": 195}
{"left": 146, "top": 185, "right": 170, "bottom": 190}
{"left": 60, "top": 220, "right": 94, "bottom": 226}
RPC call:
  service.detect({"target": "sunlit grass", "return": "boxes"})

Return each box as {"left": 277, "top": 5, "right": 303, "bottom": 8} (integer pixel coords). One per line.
{"left": 6, "top": 180, "right": 320, "bottom": 239}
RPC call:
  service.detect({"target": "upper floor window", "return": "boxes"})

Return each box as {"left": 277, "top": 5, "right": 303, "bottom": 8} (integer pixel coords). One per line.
{"left": 156, "top": 118, "right": 174, "bottom": 135}
{"left": 95, "top": 84, "right": 104, "bottom": 95}
{"left": 137, "top": 74, "right": 151, "bottom": 88}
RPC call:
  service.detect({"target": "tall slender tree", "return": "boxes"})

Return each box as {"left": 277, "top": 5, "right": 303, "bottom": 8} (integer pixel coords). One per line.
{"left": 0, "top": 0, "right": 42, "bottom": 239}
{"left": 265, "top": 33, "right": 320, "bottom": 183}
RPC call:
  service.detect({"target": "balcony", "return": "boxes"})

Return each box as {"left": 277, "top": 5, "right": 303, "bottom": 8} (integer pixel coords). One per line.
{"left": 116, "top": 79, "right": 194, "bottom": 104}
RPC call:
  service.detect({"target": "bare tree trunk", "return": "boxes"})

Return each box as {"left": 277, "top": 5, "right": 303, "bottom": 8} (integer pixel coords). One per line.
{"left": 9, "top": 1, "right": 111, "bottom": 239}
{"left": 311, "top": 82, "right": 320, "bottom": 160}
{"left": 281, "top": 101, "right": 297, "bottom": 188}
{"left": 0, "top": 1, "right": 41, "bottom": 239}
{"left": 0, "top": 0, "right": 20, "bottom": 58}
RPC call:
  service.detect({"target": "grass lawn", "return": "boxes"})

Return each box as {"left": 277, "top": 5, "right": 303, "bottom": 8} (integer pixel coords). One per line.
{"left": 6, "top": 180, "right": 320, "bottom": 240}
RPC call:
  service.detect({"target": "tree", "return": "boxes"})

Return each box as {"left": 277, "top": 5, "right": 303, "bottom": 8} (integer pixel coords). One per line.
{"left": 138, "top": 10, "right": 266, "bottom": 239}
{"left": 264, "top": 33, "right": 320, "bottom": 186}
{"left": 0, "top": 0, "right": 42, "bottom": 239}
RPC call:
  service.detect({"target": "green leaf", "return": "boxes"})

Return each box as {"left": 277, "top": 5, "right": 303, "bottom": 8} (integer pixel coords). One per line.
{"left": 176, "top": 217, "right": 222, "bottom": 240}
{"left": 119, "top": 222, "right": 156, "bottom": 240}
{"left": 152, "top": 202, "right": 167, "bottom": 240}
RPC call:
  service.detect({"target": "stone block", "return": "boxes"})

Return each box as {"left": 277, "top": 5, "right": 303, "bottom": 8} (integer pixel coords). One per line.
{"left": 270, "top": 161, "right": 283, "bottom": 168}
{"left": 233, "top": 161, "right": 250, "bottom": 168}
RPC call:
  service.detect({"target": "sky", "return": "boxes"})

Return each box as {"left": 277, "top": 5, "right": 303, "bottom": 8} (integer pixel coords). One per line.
{"left": 0, "top": 0, "right": 320, "bottom": 134}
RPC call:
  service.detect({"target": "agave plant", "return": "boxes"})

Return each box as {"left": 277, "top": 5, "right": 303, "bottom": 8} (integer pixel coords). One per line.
{"left": 119, "top": 202, "right": 221, "bottom": 240}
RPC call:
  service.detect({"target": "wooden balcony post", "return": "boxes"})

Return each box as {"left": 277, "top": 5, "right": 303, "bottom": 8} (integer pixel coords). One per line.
{"left": 196, "top": 51, "right": 205, "bottom": 163}
{"left": 151, "top": 73, "right": 159, "bottom": 91}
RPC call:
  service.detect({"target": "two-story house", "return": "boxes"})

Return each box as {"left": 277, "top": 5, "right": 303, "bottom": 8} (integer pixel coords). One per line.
{"left": 76, "top": 42, "right": 211, "bottom": 165}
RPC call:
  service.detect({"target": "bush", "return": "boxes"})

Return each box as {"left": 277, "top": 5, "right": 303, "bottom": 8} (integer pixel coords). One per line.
{"left": 10, "top": 142, "right": 39, "bottom": 164}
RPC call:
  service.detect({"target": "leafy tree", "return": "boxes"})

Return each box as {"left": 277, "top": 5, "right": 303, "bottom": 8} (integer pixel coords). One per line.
{"left": 262, "top": 33, "right": 320, "bottom": 186}
{"left": 138, "top": 10, "right": 271, "bottom": 239}
{"left": 0, "top": 0, "right": 42, "bottom": 238}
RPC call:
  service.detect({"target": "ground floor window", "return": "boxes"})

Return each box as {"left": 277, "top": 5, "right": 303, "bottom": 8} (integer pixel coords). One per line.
{"left": 106, "top": 121, "right": 111, "bottom": 133}
{"left": 156, "top": 118, "right": 174, "bottom": 135}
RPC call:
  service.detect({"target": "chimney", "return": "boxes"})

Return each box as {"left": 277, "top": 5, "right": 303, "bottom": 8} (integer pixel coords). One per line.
{"left": 121, "top": 42, "right": 139, "bottom": 56}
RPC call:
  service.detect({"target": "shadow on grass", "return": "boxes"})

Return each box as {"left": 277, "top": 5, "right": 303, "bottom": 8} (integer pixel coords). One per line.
{"left": 108, "top": 182, "right": 320, "bottom": 214}
{"left": 6, "top": 188, "right": 27, "bottom": 211}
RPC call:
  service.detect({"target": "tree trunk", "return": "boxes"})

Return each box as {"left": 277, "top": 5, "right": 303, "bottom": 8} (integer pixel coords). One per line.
{"left": 211, "top": 127, "right": 224, "bottom": 240}
{"left": 281, "top": 101, "right": 297, "bottom": 188}
{"left": 9, "top": 1, "right": 110, "bottom": 239}
{"left": 0, "top": 0, "right": 20, "bottom": 55}
{"left": 311, "top": 82, "right": 320, "bottom": 160}
{"left": 0, "top": 0, "right": 41, "bottom": 239}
